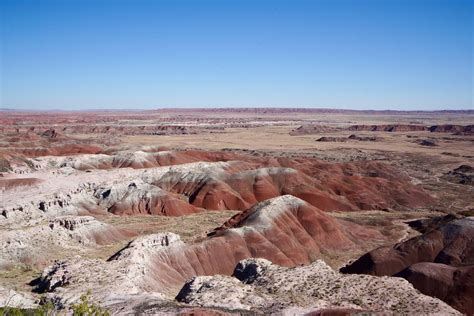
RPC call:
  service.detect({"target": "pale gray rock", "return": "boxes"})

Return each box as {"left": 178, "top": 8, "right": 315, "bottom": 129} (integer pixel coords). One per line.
{"left": 176, "top": 258, "right": 461, "bottom": 315}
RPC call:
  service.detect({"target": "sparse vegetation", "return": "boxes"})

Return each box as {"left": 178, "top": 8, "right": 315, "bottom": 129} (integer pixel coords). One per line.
{"left": 19, "top": 158, "right": 36, "bottom": 171}
{"left": 459, "top": 209, "right": 474, "bottom": 217}
{"left": 0, "top": 293, "right": 108, "bottom": 316}
{"left": 70, "top": 291, "right": 109, "bottom": 316}
{"left": 0, "top": 157, "right": 12, "bottom": 172}
{"left": 0, "top": 300, "right": 53, "bottom": 316}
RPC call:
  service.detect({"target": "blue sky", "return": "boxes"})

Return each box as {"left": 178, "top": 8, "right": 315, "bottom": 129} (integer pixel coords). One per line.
{"left": 0, "top": 0, "right": 472, "bottom": 110}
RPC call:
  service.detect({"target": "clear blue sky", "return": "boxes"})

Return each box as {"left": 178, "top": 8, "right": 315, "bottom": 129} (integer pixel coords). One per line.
{"left": 0, "top": 0, "right": 472, "bottom": 110}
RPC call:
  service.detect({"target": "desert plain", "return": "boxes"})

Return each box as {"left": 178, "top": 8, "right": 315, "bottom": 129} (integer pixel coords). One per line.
{"left": 0, "top": 108, "right": 473, "bottom": 315}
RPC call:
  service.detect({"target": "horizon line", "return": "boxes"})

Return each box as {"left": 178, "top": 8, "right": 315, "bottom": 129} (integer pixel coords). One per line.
{"left": 1, "top": 107, "right": 473, "bottom": 114}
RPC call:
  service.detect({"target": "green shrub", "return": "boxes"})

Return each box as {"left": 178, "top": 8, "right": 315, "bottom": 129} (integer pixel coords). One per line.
{"left": 0, "top": 292, "right": 109, "bottom": 316}
{"left": 70, "top": 292, "right": 109, "bottom": 316}
{"left": 0, "top": 302, "right": 53, "bottom": 316}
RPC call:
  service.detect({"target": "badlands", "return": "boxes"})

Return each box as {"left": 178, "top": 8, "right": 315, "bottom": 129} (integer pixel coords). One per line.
{"left": 0, "top": 108, "right": 473, "bottom": 315}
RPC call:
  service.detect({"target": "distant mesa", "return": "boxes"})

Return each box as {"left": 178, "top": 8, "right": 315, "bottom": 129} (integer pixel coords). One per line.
{"left": 290, "top": 123, "right": 474, "bottom": 136}
{"left": 315, "top": 135, "right": 379, "bottom": 142}
{"left": 346, "top": 124, "right": 428, "bottom": 132}
{"left": 429, "top": 124, "right": 474, "bottom": 135}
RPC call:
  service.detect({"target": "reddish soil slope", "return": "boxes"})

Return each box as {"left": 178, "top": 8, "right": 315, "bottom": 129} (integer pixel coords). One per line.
{"left": 396, "top": 262, "right": 474, "bottom": 314}
{"left": 102, "top": 184, "right": 203, "bottom": 216}
{"left": 340, "top": 216, "right": 474, "bottom": 314}
{"left": 112, "top": 196, "right": 381, "bottom": 292}
{"left": 84, "top": 150, "right": 433, "bottom": 214}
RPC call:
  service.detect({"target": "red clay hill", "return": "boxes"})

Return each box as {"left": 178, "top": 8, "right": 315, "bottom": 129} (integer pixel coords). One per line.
{"left": 341, "top": 215, "right": 474, "bottom": 314}
{"left": 82, "top": 149, "right": 434, "bottom": 216}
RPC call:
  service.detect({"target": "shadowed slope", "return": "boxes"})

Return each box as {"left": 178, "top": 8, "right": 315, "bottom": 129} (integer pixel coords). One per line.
{"left": 341, "top": 216, "right": 474, "bottom": 313}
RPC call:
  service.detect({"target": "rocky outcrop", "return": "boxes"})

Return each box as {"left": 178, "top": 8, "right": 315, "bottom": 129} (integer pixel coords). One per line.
{"left": 290, "top": 125, "right": 339, "bottom": 135}
{"left": 176, "top": 258, "right": 460, "bottom": 314}
{"left": 94, "top": 181, "right": 202, "bottom": 216}
{"left": 342, "top": 124, "right": 474, "bottom": 134}
{"left": 41, "top": 129, "right": 59, "bottom": 138}
{"left": 406, "top": 214, "right": 462, "bottom": 233}
{"left": 34, "top": 233, "right": 183, "bottom": 305}
{"left": 35, "top": 197, "right": 381, "bottom": 303}
{"left": 316, "top": 136, "right": 347, "bottom": 142}
{"left": 347, "top": 124, "right": 428, "bottom": 132}
{"left": 442, "top": 165, "right": 474, "bottom": 185}
{"left": 0, "top": 124, "right": 199, "bottom": 136}
{"left": 416, "top": 139, "right": 438, "bottom": 146}
{"left": 340, "top": 216, "right": 474, "bottom": 314}
{"left": 0, "top": 286, "right": 37, "bottom": 309}
{"left": 347, "top": 134, "right": 378, "bottom": 141}
{"left": 429, "top": 124, "right": 474, "bottom": 134}
{"left": 0, "top": 216, "right": 131, "bottom": 268}
{"left": 315, "top": 135, "right": 379, "bottom": 142}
